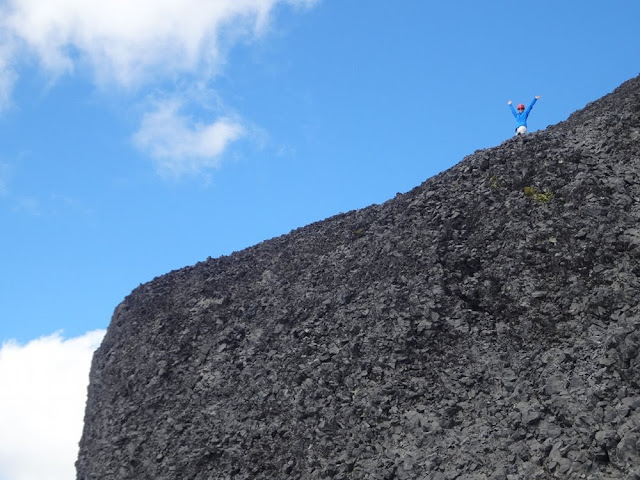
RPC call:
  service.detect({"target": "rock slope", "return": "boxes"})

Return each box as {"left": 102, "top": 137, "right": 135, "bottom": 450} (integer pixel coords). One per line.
{"left": 78, "top": 75, "right": 640, "bottom": 479}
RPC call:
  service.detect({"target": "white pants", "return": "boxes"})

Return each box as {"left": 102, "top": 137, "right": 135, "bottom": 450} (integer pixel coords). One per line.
{"left": 516, "top": 126, "right": 528, "bottom": 135}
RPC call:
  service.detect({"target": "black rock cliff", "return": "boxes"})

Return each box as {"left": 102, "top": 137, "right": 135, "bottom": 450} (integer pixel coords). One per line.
{"left": 78, "top": 76, "right": 640, "bottom": 479}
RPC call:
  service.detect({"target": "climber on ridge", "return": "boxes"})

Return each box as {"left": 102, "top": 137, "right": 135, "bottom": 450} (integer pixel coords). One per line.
{"left": 508, "top": 96, "right": 541, "bottom": 135}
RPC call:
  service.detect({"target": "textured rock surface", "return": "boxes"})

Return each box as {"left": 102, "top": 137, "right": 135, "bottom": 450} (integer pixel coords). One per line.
{"left": 78, "top": 75, "right": 640, "bottom": 480}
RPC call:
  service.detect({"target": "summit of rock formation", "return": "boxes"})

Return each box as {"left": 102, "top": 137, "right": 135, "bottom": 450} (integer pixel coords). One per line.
{"left": 78, "top": 75, "right": 640, "bottom": 479}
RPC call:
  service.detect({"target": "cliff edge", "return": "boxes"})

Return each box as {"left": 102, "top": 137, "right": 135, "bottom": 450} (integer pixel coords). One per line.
{"left": 78, "top": 75, "right": 640, "bottom": 479}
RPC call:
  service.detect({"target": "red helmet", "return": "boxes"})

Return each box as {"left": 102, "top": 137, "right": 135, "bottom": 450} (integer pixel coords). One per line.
{"left": 517, "top": 104, "right": 525, "bottom": 110}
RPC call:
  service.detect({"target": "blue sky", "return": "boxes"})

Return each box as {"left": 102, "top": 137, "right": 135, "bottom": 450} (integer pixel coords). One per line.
{"left": 0, "top": 1, "right": 639, "bottom": 478}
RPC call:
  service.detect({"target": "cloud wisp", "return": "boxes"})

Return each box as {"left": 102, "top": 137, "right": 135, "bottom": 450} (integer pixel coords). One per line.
{"left": 0, "top": 0, "right": 317, "bottom": 177}
{"left": 134, "top": 100, "right": 246, "bottom": 178}
{"left": 0, "top": 0, "right": 316, "bottom": 87}
{"left": 0, "top": 330, "right": 105, "bottom": 480}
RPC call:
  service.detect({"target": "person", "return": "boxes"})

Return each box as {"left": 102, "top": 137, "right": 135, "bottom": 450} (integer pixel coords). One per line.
{"left": 508, "top": 96, "right": 541, "bottom": 135}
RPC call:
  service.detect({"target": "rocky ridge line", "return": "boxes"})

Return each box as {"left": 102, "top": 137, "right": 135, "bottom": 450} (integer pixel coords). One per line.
{"left": 78, "top": 75, "right": 640, "bottom": 479}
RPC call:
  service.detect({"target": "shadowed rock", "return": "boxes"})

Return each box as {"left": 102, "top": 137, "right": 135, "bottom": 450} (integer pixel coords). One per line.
{"left": 77, "top": 75, "right": 640, "bottom": 480}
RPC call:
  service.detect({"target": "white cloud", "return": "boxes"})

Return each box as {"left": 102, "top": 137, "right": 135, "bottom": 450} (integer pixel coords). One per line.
{"left": 134, "top": 99, "right": 246, "bottom": 177}
{"left": 0, "top": 0, "right": 317, "bottom": 176}
{"left": 0, "top": 330, "right": 106, "bottom": 480}
{"left": 1, "top": 0, "right": 316, "bottom": 87}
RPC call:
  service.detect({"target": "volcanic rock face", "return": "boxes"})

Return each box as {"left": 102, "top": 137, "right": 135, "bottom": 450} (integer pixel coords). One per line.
{"left": 78, "top": 76, "right": 640, "bottom": 480}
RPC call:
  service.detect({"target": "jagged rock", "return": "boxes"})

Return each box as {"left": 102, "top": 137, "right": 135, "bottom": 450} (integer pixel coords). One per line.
{"left": 78, "top": 75, "right": 640, "bottom": 479}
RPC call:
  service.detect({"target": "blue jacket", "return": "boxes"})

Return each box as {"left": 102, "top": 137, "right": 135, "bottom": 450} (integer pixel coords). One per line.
{"left": 510, "top": 97, "right": 538, "bottom": 128}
